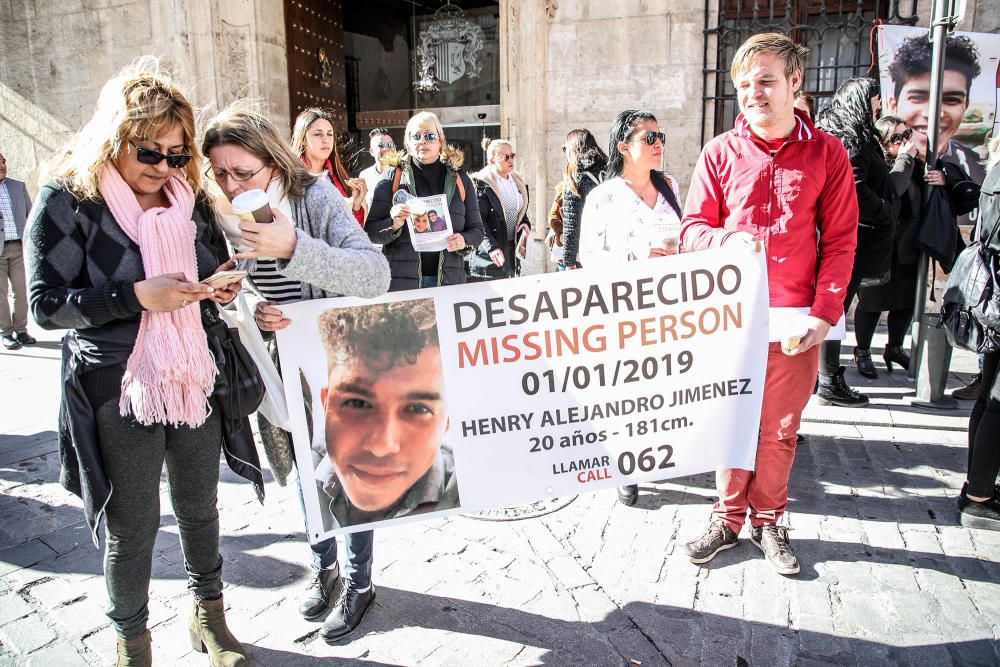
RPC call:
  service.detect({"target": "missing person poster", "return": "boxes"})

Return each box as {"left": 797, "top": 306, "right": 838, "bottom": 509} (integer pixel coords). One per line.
{"left": 877, "top": 25, "right": 1000, "bottom": 194}
{"left": 405, "top": 194, "right": 453, "bottom": 252}
{"left": 277, "top": 247, "right": 769, "bottom": 540}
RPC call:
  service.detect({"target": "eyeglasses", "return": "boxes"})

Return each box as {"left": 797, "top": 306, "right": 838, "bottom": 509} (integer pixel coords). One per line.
{"left": 888, "top": 128, "right": 913, "bottom": 145}
{"left": 375, "top": 142, "right": 395, "bottom": 149}
{"left": 369, "top": 128, "right": 390, "bottom": 137}
{"left": 131, "top": 142, "right": 192, "bottom": 169}
{"left": 205, "top": 165, "right": 267, "bottom": 183}
{"left": 629, "top": 131, "right": 666, "bottom": 146}
{"left": 497, "top": 153, "right": 516, "bottom": 161}
{"left": 411, "top": 132, "right": 439, "bottom": 143}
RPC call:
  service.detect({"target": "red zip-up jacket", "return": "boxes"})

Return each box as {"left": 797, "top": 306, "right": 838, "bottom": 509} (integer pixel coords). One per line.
{"left": 680, "top": 110, "right": 858, "bottom": 326}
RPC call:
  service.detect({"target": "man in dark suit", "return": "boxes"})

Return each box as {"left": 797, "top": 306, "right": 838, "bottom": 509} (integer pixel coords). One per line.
{"left": 0, "top": 152, "right": 35, "bottom": 350}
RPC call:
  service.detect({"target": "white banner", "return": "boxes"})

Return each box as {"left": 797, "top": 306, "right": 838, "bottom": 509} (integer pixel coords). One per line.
{"left": 277, "top": 247, "right": 770, "bottom": 540}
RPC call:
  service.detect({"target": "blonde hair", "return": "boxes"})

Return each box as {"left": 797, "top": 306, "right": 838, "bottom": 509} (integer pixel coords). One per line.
{"left": 46, "top": 56, "right": 203, "bottom": 200}
{"left": 988, "top": 135, "right": 1000, "bottom": 170}
{"left": 201, "top": 101, "right": 315, "bottom": 200}
{"left": 290, "top": 107, "right": 352, "bottom": 185}
{"left": 481, "top": 137, "right": 513, "bottom": 167}
{"left": 730, "top": 33, "right": 809, "bottom": 84}
{"left": 405, "top": 111, "right": 464, "bottom": 169}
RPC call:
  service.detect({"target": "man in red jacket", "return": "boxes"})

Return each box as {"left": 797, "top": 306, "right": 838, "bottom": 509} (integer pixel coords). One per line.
{"left": 680, "top": 33, "right": 858, "bottom": 575}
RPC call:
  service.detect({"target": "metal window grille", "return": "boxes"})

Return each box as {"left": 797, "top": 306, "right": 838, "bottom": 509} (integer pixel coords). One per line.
{"left": 701, "top": 0, "right": 920, "bottom": 143}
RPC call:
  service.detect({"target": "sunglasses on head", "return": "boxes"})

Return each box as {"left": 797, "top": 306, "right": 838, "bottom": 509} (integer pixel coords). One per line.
{"left": 411, "top": 132, "right": 438, "bottom": 143}
{"left": 889, "top": 128, "right": 913, "bottom": 145}
{"left": 630, "top": 130, "right": 665, "bottom": 146}
{"left": 131, "top": 142, "right": 192, "bottom": 169}
{"left": 369, "top": 128, "right": 391, "bottom": 137}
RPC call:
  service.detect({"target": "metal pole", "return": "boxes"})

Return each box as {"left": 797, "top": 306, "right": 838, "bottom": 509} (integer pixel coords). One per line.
{"left": 908, "top": 0, "right": 959, "bottom": 408}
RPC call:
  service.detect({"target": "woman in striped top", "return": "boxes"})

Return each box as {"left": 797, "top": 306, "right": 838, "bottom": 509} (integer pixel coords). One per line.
{"left": 292, "top": 107, "right": 367, "bottom": 226}
{"left": 203, "top": 102, "right": 390, "bottom": 642}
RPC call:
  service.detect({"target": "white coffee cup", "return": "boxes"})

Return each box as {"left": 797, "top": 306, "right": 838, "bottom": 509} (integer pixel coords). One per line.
{"left": 231, "top": 189, "right": 273, "bottom": 224}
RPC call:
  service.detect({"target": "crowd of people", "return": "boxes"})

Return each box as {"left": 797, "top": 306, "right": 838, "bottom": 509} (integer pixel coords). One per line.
{"left": 0, "top": 29, "right": 995, "bottom": 667}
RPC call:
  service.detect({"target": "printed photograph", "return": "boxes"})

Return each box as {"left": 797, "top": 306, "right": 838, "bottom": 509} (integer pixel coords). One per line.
{"left": 308, "top": 298, "right": 461, "bottom": 530}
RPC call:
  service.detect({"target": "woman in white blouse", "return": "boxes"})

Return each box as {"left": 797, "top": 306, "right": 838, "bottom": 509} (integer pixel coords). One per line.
{"left": 578, "top": 109, "right": 684, "bottom": 507}
{"left": 578, "top": 109, "right": 683, "bottom": 273}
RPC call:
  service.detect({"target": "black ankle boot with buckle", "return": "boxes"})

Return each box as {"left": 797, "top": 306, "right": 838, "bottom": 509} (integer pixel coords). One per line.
{"left": 853, "top": 348, "right": 877, "bottom": 379}
{"left": 816, "top": 366, "right": 869, "bottom": 407}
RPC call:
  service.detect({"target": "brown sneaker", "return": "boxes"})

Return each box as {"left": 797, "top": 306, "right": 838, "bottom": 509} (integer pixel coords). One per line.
{"left": 685, "top": 519, "right": 739, "bottom": 564}
{"left": 750, "top": 524, "right": 799, "bottom": 575}
{"left": 952, "top": 373, "right": 982, "bottom": 400}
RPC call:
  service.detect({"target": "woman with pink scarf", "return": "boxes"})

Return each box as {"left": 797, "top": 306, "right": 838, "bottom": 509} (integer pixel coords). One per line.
{"left": 26, "top": 59, "right": 252, "bottom": 666}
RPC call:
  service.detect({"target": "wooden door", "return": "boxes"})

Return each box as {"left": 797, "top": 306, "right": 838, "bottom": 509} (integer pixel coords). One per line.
{"left": 284, "top": 0, "right": 348, "bottom": 129}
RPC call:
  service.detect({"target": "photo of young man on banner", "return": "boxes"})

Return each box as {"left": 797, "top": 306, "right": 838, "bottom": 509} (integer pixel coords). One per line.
{"left": 305, "top": 298, "right": 460, "bottom": 531}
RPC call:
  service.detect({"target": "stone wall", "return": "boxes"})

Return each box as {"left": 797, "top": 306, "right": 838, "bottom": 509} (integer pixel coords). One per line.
{"left": 0, "top": 0, "right": 289, "bottom": 193}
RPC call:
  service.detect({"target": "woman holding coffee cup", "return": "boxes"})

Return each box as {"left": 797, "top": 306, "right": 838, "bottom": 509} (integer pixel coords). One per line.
{"left": 291, "top": 107, "right": 367, "bottom": 226}
{"left": 366, "top": 110, "right": 484, "bottom": 290}
{"left": 26, "top": 58, "right": 252, "bottom": 667}
{"left": 578, "top": 109, "right": 684, "bottom": 507}
{"left": 202, "top": 102, "right": 390, "bottom": 642}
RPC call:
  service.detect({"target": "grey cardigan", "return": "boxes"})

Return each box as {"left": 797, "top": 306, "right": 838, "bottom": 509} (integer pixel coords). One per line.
{"left": 273, "top": 177, "right": 390, "bottom": 299}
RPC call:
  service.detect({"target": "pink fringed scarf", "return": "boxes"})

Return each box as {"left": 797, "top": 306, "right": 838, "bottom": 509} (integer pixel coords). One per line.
{"left": 98, "top": 163, "right": 217, "bottom": 427}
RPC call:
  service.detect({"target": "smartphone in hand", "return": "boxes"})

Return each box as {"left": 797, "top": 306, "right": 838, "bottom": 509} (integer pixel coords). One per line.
{"left": 201, "top": 270, "right": 247, "bottom": 289}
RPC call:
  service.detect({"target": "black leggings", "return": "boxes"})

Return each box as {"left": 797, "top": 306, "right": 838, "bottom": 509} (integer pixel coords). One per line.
{"left": 853, "top": 307, "right": 913, "bottom": 350}
{"left": 819, "top": 277, "right": 861, "bottom": 378}
{"left": 967, "top": 350, "right": 1000, "bottom": 498}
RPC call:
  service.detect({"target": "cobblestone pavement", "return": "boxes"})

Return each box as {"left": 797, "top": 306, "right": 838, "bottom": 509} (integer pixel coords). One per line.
{"left": 1, "top": 326, "right": 997, "bottom": 666}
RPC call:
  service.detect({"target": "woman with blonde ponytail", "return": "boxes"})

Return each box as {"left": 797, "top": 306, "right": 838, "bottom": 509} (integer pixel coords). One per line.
{"left": 468, "top": 137, "right": 530, "bottom": 280}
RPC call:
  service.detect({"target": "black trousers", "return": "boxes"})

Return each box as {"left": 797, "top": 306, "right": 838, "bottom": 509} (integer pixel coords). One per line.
{"left": 968, "top": 350, "right": 1000, "bottom": 498}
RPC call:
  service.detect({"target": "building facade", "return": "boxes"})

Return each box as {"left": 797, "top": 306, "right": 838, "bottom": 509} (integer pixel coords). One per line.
{"left": 1, "top": 0, "right": 998, "bottom": 257}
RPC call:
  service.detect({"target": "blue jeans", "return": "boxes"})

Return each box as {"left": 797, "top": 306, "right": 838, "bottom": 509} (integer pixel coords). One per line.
{"left": 294, "top": 476, "right": 373, "bottom": 588}
{"left": 420, "top": 275, "right": 438, "bottom": 288}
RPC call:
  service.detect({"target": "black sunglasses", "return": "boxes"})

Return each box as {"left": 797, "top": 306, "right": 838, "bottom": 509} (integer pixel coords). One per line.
{"left": 630, "top": 130, "right": 665, "bottom": 146}
{"left": 131, "top": 142, "right": 192, "bottom": 169}
{"left": 889, "top": 128, "right": 913, "bottom": 145}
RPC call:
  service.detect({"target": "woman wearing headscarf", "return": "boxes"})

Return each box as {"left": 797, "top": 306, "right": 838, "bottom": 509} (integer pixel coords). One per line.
{"left": 203, "top": 103, "right": 390, "bottom": 643}
{"left": 366, "top": 111, "right": 484, "bottom": 290}
{"left": 815, "top": 77, "right": 895, "bottom": 407}
{"left": 579, "top": 109, "right": 683, "bottom": 506}
{"left": 27, "top": 59, "right": 253, "bottom": 667}
{"left": 291, "top": 107, "right": 367, "bottom": 226}
{"left": 468, "top": 137, "right": 530, "bottom": 281}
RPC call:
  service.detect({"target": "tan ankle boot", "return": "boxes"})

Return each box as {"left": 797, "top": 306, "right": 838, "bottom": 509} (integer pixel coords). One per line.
{"left": 116, "top": 629, "right": 152, "bottom": 667}
{"left": 187, "top": 597, "right": 247, "bottom": 666}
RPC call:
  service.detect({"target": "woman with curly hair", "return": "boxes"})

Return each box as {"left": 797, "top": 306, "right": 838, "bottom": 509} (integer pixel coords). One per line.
{"left": 27, "top": 58, "right": 255, "bottom": 666}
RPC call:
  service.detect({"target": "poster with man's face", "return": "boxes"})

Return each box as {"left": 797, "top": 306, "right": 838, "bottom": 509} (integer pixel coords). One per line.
{"left": 281, "top": 297, "right": 461, "bottom": 537}
{"left": 878, "top": 25, "right": 1000, "bottom": 190}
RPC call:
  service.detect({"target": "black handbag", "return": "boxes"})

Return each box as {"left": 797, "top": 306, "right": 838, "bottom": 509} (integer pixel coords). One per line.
{"left": 916, "top": 184, "right": 962, "bottom": 273}
{"left": 941, "top": 240, "right": 1000, "bottom": 354}
{"left": 201, "top": 303, "right": 266, "bottom": 503}
{"left": 202, "top": 304, "right": 266, "bottom": 420}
